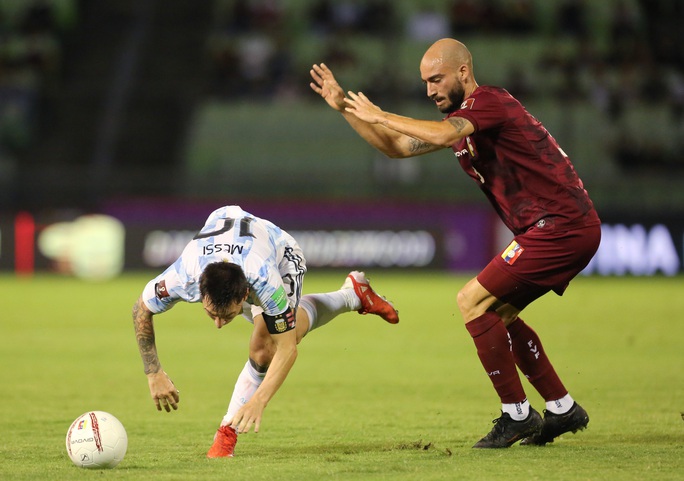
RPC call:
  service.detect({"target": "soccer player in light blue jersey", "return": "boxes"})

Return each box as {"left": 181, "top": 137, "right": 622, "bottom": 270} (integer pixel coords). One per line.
{"left": 132, "top": 205, "right": 399, "bottom": 458}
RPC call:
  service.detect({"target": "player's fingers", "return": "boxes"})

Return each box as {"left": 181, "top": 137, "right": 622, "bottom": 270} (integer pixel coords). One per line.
{"left": 228, "top": 413, "right": 242, "bottom": 432}
{"left": 311, "top": 64, "right": 326, "bottom": 79}
{"left": 235, "top": 418, "right": 245, "bottom": 434}
{"left": 171, "top": 389, "right": 180, "bottom": 403}
{"left": 355, "top": 92, "right": 374, "bottom": 107}
{"left": 236, "top": 414, "right": 253, "bottom": 434}
{"left": 156, "top": 396, "right": 172, "bottom": 412}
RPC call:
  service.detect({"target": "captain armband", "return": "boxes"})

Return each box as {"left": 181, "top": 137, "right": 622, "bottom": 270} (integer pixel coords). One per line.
{"left": 263, "top": 307, "right": 296, "bottom": 334}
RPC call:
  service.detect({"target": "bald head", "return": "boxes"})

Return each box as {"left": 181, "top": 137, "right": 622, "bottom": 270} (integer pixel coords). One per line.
{"left": 421, "top": 39, "right": 473, "bottom": 72}
{"left": 419, "top": 39, "right": 477, "bottom": 114}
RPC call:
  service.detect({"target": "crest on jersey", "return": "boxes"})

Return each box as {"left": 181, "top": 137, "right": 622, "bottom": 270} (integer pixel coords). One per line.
{"left": 501, "top": 241, "right": 525, "bottom": 265}
{"left": 466, "top": 136, "right": 477, "bottom": 157}
{"left": 460, "top": 98, "right": 475, "bottom": 110}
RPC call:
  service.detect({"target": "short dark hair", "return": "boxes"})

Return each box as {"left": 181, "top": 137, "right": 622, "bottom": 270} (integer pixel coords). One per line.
{"left": 199, "top": 262, "right": 249, "bottom": 309}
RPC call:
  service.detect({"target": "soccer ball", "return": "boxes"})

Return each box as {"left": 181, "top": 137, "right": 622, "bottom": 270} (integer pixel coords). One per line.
{"left": 65, "top": 411, "right": 128, "bottom": 468}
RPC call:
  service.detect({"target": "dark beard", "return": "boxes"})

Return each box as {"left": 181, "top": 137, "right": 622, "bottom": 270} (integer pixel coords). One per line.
{"left": 439, "top": 84, "right": 466, "bottom": 114}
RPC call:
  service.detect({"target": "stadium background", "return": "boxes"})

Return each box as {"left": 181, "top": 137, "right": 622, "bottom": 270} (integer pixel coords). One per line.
{"left": 1, "top": 0, "right": 683, "bottom": 277}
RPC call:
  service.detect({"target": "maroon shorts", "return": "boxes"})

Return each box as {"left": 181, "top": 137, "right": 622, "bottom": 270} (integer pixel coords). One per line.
{"left": 477, "top": 221, "right": 601, "bottom": 310}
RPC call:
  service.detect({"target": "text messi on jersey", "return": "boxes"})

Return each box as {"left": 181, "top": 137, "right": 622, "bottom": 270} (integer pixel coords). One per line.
{"left": 202, "top": 243, "right": 244, "bottom": 256}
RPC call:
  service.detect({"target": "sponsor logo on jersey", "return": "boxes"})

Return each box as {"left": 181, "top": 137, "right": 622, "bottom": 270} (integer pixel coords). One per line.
{"left": 155, "top": 280, "right": 170, "bottom": 299}
{"left": 501, "top": 240, "right": 525, "bottom": 265}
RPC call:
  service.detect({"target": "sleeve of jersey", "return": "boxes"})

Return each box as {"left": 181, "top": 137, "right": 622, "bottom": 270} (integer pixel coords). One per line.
{"left": 250, "top": 272, "right": 295, "bottom": 334}
{"left": 141, "top": 266, "right": 187, "bottom": 314}
{"left": 450, "top": 91, "right": 507, "bottom": 132}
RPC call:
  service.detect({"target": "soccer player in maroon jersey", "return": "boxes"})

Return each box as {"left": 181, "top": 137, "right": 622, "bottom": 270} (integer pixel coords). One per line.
{"left": 310, "top": 38, "right": 601, "bottom": 448}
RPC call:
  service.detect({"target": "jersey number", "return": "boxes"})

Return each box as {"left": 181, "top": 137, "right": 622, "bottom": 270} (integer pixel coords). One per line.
{"left": 193, "top": 217, "right": 255, "bottom": 240}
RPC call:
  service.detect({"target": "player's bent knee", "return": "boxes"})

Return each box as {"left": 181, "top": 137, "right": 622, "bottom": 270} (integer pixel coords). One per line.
{"left": 457, "top": 279, "right": 500, "bottom": 322}
{"left": 247, "top": 352, "right": 271, "bottom": 373}
{"left": 248, "top": 342, "right": 275, "bottom": 370}
{"left": 456, "top": 288, "right": 477, "bottom": 322}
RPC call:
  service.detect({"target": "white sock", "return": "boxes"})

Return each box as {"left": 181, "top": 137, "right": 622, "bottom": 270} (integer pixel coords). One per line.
{"left": 221, "top": 361, "right": 266, "bottom": 426}
{"left": 546, "top": 394, "right": 574, "bottom": 415}
{"left": 299, "top": 289, "right": 360, "bottom": 333}
{"left": 502, "top": 399, "right": 530, "bottom": 421}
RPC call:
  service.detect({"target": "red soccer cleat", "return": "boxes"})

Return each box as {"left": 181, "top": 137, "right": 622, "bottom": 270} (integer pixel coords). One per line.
{"left": 207, "top": 425, "right": 237, "bottom": 458}
{"left": 343, "top": 271, "right": 399, "bottom": 324}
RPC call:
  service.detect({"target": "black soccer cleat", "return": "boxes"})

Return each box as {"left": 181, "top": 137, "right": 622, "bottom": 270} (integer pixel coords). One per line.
{"left": 473, "top": 407, "right": 543, "bottom": 448}
{"left": 520, "top": 402, "right": 589, "bottom": 446}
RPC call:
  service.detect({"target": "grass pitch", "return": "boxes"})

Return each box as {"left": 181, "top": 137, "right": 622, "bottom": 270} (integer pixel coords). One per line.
{"left": 1, "top": 271, "right": 682, "bottom": 481}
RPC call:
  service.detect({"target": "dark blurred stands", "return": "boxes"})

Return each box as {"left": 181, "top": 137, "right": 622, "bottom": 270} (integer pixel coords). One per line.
{"left": 2, "top": 0, "right": 684, "bottom": 212}
{"left": 195, "top": 0, "right": 684, "bottom": 209}
{"left": 0, "top": 0, "right": 72, "bottom": 205}
{"left": 1, "top": 0, "right": 213, "bottom": 209}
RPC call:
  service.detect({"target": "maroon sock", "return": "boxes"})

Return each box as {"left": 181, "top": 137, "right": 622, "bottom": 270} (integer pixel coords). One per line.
{"left": 507, "top": 317, "right": 567, "bottom": 401}
{"left": 465, "top": 312, "right": 526, "bottom": 404}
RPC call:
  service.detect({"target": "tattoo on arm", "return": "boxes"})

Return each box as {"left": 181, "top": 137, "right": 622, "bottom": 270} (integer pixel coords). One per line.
{"left": 447, "top": 116, "right": 468, "bottom": 134}
{"left": 132, "top": 299, "right": 161, "bottom": 375}
{"left": 408, "top": 138, "right": 434, "bottom": 154}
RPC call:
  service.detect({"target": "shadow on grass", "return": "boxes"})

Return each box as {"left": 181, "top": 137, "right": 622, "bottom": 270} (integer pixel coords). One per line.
{"left": 231, "top": 438, "right": 457, "bottom": 461}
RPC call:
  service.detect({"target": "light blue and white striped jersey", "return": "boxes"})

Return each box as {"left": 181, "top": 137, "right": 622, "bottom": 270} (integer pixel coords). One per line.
{"left": 142, "top": 205, "right": 305, "bottom": 318}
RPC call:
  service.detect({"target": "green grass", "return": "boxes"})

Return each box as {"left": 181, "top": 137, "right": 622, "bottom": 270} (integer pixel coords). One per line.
{"left": 1, "top": 272, "right": 682, "bottom": 480}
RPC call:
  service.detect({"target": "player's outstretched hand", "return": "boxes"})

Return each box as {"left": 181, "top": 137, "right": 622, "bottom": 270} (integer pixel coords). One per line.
{"left": 147, "top": 371, "right": 180, "bottom": 412}
{"left": 310, "top": 63, "right": 346, "bottom": 112}
{"left": 344, "top": 91, "right": 386, "bottom": 124}
{"left": 224, "top": 398, "right": 266, "bottom": 434}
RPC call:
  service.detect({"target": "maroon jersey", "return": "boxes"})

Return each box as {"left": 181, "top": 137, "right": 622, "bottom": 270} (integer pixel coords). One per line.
{"left": 448, "top": 86, "right": 599, "bottom": 235}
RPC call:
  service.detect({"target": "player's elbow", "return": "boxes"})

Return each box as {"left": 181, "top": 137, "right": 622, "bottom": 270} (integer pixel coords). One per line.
{"left": 384, "top": 141, "right": 422, "bottom": 159}
{"left": 286, "top": 343, "right": 298, "bottom": 361}
{"left": 437, "top": 138, "right": 458, "bottom": 148}
{"left": 279, "top": 342, "right": 298, "bottom": 366}
{"left": 385, "top": 150, "right": 410, "bottom": 159}
{"left": 434, "top": 132, "right": 463, "bottom": 148}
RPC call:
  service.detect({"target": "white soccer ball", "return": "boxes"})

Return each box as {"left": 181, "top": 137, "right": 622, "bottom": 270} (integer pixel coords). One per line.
{"left": 65, "top": 411, "right": 128, "bottom": 468}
